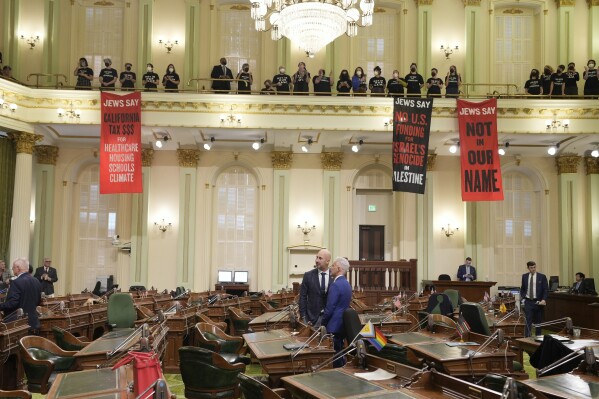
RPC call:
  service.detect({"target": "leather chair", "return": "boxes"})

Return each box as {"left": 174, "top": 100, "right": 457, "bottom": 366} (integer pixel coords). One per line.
{"left": 460, "top": 302, "right": 491, "bottom": 335}
{"left": 198, "top": 312, "right": 228, "bottom": 332}
{"left": 51, "top": 326, "right": 89, "bottom": 351}
{"left": 0, "top": 390, "right": 32, "bottom": 399}
{"left": 237, "top": 373, "right": 290, "bottom": 399}
{"left": 477, "top": 373, "right": 538, "bottom": 398}
{"left": 443, "top": 289, "right": 462, "bottom": 309}
{"left": 342, "top": 308, "right": 362, "bottom": 344}
{"left": 426, "top": 314, "right": 458, "bottom": 331}
{"left": 107, "top": 292, "right": 137, "bottom": 330}
{"left": 195, "top": 322, "right": 250, "bottom": 365}
{"left": 438, "top": 274, "right": 451, "bottom": 281}
{"left": 19, "top": 336, "right": 78, "bottom": 394}
{"left": 91, "top": 281, "right": 102, "bottom": 296}
{"left": 228, "top": 307, "right": 252, "bottom": 336}
{"left": 178, "top": 346, "right": 245, "bottom": 399}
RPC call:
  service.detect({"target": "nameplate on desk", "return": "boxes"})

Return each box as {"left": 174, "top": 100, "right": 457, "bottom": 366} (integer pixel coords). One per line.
{"left": 283, "top": 343, "right": 304, "bottom": 351}
{"left": 445, "top": 342, "right": 479, "bottom": 347}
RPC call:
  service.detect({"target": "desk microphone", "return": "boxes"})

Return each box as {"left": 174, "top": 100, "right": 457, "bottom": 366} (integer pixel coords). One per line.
{"left": 356, "top": 339, "right": 367, "bottom": 369}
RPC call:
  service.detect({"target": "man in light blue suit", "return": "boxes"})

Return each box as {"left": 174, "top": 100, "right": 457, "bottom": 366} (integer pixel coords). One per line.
{"left": 322, "top": 257, "right": 352, "bottom": 368}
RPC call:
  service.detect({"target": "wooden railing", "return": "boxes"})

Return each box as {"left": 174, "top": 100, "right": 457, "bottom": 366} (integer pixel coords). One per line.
{"left": 348, "top": 259, "right": 418, "bottom": 306}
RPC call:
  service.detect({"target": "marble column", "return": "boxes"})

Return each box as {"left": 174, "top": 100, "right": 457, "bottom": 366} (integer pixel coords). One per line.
{"left": 556, "top": 154, "right": 581, "bottom": 283}
{"left": 556, "top": 0, "right": 575, "bottom": 63}
{"left": 8, "top": 132, "right": 43, "bottom": 263}
{"left": 32, "top": 145, "right": 58, "bottom": 266}
{"left": 271, "top": 151, "right": 293, "bottom": 289}
{"left": 586, "top": 156, "right": 599, "bottom": 279}
{"left": 321, "top": 152, "right": 343, "bottom": 257}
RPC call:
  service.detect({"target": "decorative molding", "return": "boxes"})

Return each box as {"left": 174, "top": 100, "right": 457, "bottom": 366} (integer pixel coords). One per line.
{"left": 585, "top": 156, "right": 599, "bottom": 175}
{"left": 414, "top": 0, "right": 433, "bottom": 5}
{"left": 555, "top": 154, "right": 581, "bottom": 174}
{"left": 177, "top": 149, "right": 200, "bottom": 168}
{"left": 426, "top": 154, "right": 437, "bottom": 171}
{"left": 33, "top": 145, "right": 59, "bottom": 165}
{"left": 321, "top": 152, "right": 344, "bottom": 170}
{"left": 271, "top": 151, "right": 293, "bottom": 169}
{"left": 588, "top": 0, "right": 599, "bottom": 6}
{"left": 142, "top": 148, "right": 155, "bottom": 167}
{"left": 463, "top": 0, "right": 481, "bottom": 5}
{"left": 556, "top": 0, "right": 576, "bottom": 6}
{"left": 8, "top": 132, "right": 43, "bottom": 154}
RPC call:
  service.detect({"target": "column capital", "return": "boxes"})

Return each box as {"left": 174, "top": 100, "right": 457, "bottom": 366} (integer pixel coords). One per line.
{"left": 414, "top": 0, "right": 433, "bottom": 5}
{"left": 142, "top": 148, "right": 155, "bottom": 167}
{"left": 556, "top": 0, "right": 576, "bottom": 6}
{"left": 556, "top": 154, "right": 581, "bottom": 174}
{"left": 462, "top": 0, "right": 481, "bottom": 6}
{"left": 177, "top": 149, "right": 200, "bottom": 167}
{"left": 8, "top": 132, "right": 44, "bottom": 154}
{"left": 588, "top": 0, "right": 599, "bottom": 7}
{"left": 271, "top": 151, "right": 293, "bottom": 169}
{"left": 321, "top": 152, "right": 344, "bottom": 171}
{"left": 33, "top": 145, "right": 59, "bottom": 165}
{"left": 426, "top": 154, "right": 437, "bottom": 171}
{"left": 585, "top": 156, "right": 599, "bottom": 175}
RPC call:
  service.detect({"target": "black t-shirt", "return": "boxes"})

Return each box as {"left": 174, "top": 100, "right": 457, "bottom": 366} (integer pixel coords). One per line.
{"left": 405, "top": 73, "right": 424, "bottom": 94}
{"left": 100, "top": 67, "right": 118, "bottom": 86}
{"left": 387, "top": 78, "right": 405, "bottom": 95}
{"left": 272, "top": 73, "right": 291, "bottom": 92}
{"left": 313, "top": 75, "right": 332, "bottom": 94}
{"left": 336, "top": 77, "right": 352, "bottom": 94}
{"left": 564, "top": 71, "right": 579, "bottom": 88}
{"left": 369, "top": 76, "right": 386, "bottom": 93}
{"left": 541, "top": 74, "right": 552, "bottom": 95}
{"left": 163, "top": 72, "right": 180, "bottom": 91}
{"left": 426, "top": 77, "right": 443, "bottom": 95}
{"left": 238, "top": 71, "right": 252, "bottom": 92}
{"left": 119, "top": 71, "right": 136, "bottom": 88}
{"left": 142, "top": 72, "right": 160, "bottom": 89}
{"left": 524, "top": 78, "right": 542, "bottom": 95}
{"left": 75, "top": 67, "right": 94, "bottom": 87}
{"left": 550, "top": 73, "right": 565, "bottom": 95}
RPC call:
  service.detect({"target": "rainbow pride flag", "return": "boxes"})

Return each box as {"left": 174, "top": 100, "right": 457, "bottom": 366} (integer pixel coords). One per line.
{"left": 360, "top": 321, "right": 387, "bottom": 351}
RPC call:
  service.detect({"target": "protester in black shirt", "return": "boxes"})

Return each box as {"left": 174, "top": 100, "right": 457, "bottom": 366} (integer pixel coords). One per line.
{"left": 564, "top": 62, "right": 579, "bottom": 96}
{"left": 142, "top": 63, "right": 160, "bottom": 91}
{"left": 336, "top": 70, "right": 352, "bottom": 96}
{"left": 583, "top": 59, "right": 599, "bottom": 97}
{"left": 273, "top": 66, "right": 292, "bottom": 94}
{"left": 445, "top": 65, "right": 461, "bottom": 98}
{"left": 99, "top": 58, "right": 118, "bottom": 91}
{"left": 119, "top": 63, "right": 136, "bottom": 91}
{"left": 405, "top": 63, "right": 424, "bottom": 97}
{"left": 387, "top": 70, "right": 406, "bottom": 97}
{"left": 162, "top": 64, "right": 180, "bottom": 92}
{"left": 313, "top": 69, "right": 332, "bottom": 96}
{"left": 236, "top": 63, "right": 253, "bottom": 94}
{"left": 541, "top": 65, "right": 554, "bottom": 97}
{"left": 524, "top": 69, "right": 542, "bottom": 96}
{"left": 292, "top": 62, "right": 310, "bottom": 95}
{"left": 74, "top": 57, "right": 93, "bottom": 90}
{"left": 260, "top": 80, "right": 275, "bottom": 94}
{"left": 369, "top": 66, "right": 386, "bottom": 96}
{"left": 426, "top": 68, "right": 443, "bottom": 97}
{"left": 550, "top": 65, "right": 566, "bottom": 96}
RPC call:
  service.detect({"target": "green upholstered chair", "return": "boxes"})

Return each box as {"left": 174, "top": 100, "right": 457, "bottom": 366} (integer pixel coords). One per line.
{"left": 107, "top": 292, "right": 137, "bottom": 330}
{"left": 227, "top": 307, "right": 252, "bottom": 336}
{"left": 237, "top": 373, "right": 290, "bottom": 399}
{"left": 443, "top": 289, "right": 462, "bottom": 309}
{"left": 178, "top": 346, "right": 245, "bottom": 399}
{"left": 19, "top": 336, "right": 78, "bottom": 394}
{"left": 198, "top": 312, "right": 229, "bottom": 332}
{"left": 477, "top": 373, "right": 536, "bottom": 397}
{"left": 0, "top": 389, "right": 32, "bottom": 399}
{"left": 51, "top": 326, "right": 89, "bottom": 351}
{"left": 417, "top": 293, "right": 454, "bottom": 322}
{"left": 460, "top": 302, "right": 491, "bottom": 336}
{"left": 195, "top": 322, "right": 250, "bottom": 365}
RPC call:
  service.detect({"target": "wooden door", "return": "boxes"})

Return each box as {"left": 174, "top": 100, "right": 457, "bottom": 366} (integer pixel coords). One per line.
{"left": 359, "top": 225, "right": 385, "bottom": 261}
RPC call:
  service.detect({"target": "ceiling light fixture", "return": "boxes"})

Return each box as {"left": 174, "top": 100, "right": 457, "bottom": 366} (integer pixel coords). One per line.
{"left": 547, "top": 143, "right": 560, "bottom": 156}
{"left": 301, "top": 138, "right": 313, "bottom": 153}
{"left": 591, "top": 148, "right": 599, "bottom": 158}
{"left": 57, "top": 101, "right": 81, "bottom": 123}
{"left": 498, "top": 141, "right": 509, "bottom": 156}
{"left": 352, "top": 139, "right": 364, "bottom": 153}
{"left": 154, "top": 133, "right": 170, "bottom": 149}
{"left": 449, "top": 141, "right": 459, "bottom": 154}
{"left": 204, "top": 137, "right": 215, "bottom": 151}
{"left": 249, "top": 0, "right": 374, "bottom": 56}
{"left": 252, "top": 138, "right": 265, "bottom": 150}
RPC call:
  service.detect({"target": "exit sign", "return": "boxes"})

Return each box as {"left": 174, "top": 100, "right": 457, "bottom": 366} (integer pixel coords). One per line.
{"left": 368, "top": 205, "right": 376, "bottom": 212}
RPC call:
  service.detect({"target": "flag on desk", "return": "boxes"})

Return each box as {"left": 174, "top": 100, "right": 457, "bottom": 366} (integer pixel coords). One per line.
{"left": 499, "top": 302, "right": 507, "bottom": 313}
{"left": 484, "top": 291, "right": 490, "bottom": 302}
{"left": 394, "top": 295, "right": 402, "bottom": 310}
{"left": 359, "top": 321, "right": 387, "bottom": 351}
{"left": 456, "top": 313, "right": 471, "bottom": 339}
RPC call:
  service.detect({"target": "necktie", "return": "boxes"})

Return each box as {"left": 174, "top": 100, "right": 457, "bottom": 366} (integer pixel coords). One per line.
{"left": 320, "top": 272, "right": 326, "bottom": 293}
{"left": 528, "top": 274, "right": 533, "bottom": 299}
{"left": 222, "top": 65, "right": 226, "bottom": 75}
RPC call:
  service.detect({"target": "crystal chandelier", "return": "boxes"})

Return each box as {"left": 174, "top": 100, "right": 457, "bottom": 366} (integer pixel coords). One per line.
{"left": 250, "top": 0, "right": 374, "bottom": 56}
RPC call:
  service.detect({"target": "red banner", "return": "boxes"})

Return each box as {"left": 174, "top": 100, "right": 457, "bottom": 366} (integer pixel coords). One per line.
{"left": 457, "top": 98, "right": 503, "bottom": 201}
{"left": 100, "top": 92, "right": 142, "bottom": 194}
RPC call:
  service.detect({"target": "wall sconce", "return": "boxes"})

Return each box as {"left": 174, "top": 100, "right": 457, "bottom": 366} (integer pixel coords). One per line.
{"left": 20, "top": 34, "right": 40, "bottom": 49}
{"left": 441, "top": 224, "right": 458, "bottom": 237}
{"left": 383, "top": 118, "right": 393, "bottom": 130}
{"left": 298, "top": 221, "right": 316, "bottom": 244}
{"left": 158, "top": 39, "right": 178, "bottom": 54}
{"left": 440, "top": 44, "right": 459, "bottom": 60}
{"left": 154, "top": 219, "right": 172, "bottom": 232}
{"left": 57, "top": 102, "right": 81, "bottom": 122}
{"left": 220, "top": 106, "right": 241, "bottom": 127}
{"left": 546, "top": 119, "right": 569, "bottom": 132}
{"left": 448, "top": 141, "right": 460, "bottom": 154}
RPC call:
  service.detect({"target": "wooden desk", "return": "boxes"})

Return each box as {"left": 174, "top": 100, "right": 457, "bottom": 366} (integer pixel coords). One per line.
{"left": 524, "top": 373, "right": 599, "bottom": 399}
{"left": 546, "top": 292, "right": 599, "bottom": 329}
{"left": 432, "top": 281, "right": 497, "bottom": 302}
{"left": 74, "top": 329, "right": 140, "bottom": 369}
{"left": 359, "top": 313, "right": 412, "bottom": 334}
{"left": 162, "top": 306, "right": 197, "bottom": 373}
{"left": 486, "top": 312, "right": 526, "bottom": 339}
{"left": 46, "top": 366, "right": 133, "bottom": 399}
{"left": 408, "top": 297, "right": 429, "bottom": 320}
{"left": 0, "top": 317, "right": 29, "bottom": 390}
{"left": 207, "top": 297, "right": 252, "bottom": 322}
{"left": 249, "top": 311, "right": 290, "bottom": 332}
{"left": 214, "top": 283, "right": 250, "bottom": 296}
{"left": 388, "top": 331, "right": 446, "bottom": 346}
{"left": 243, "top": 329, "right": 293, "bottom": 344}
{"left": 38, "top": 308, "right": 90, "bottom": 341}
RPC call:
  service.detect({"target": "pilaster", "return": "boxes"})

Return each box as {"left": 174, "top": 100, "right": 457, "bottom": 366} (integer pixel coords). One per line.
{"left": 417, "top": 154, "right": 436, "bottom": 284}
{"left": 588, "top": 0, "right": 599, "bottom": 57}
{"left": 184, "top": 0, "right": 202, "bottom": 86}
{"left": 556, "top": 154, "right": 581, "bottom": 284}
{"left": 415, "top": 0, "right": 433, "bottom": 79}
{"left": 556, "top": 0, "right": 576, "bottom": 63}
{"left": 177, "top": 149, "right": 200, "bottom": 288}
{"left": 272, "top": 151, "right": 292, "bottom": 289}
{"left": 464, "top": 0, "right": 484, "bottom": 94}
{"left": 321, "top": 153, "right": 342, "bottom": 256}
{"left": 137, "top": 0, "right": 153, "bottom": 75}
{"left": 586, "top": 156, "right": 599, "bottom": 279}
{"left": 32, "top": 145, "right": 58, "bottom": 266}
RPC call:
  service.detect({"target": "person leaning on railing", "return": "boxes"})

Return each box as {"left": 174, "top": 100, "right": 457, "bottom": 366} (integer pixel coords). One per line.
{"left": 73, "top": 57, "right": 93, "bottom": 90}
{"left": 142, "top": 63, "right": 160, "bottom": 91}
{"left": 524, "top": 69, "right": 543, "bottom": 97}
{"left": 583, "top": 59, "right": 599, "bottom": 97}
{"left": 445, "top": 65, "right": 461, "bottom": 98}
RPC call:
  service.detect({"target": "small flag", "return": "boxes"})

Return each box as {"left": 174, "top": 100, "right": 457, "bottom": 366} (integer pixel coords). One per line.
{"left": 365, "top": 325, "right": 388, "bottom": 351}
{"left": 484, "top": 291, "right": 490, "bottom": 302}
{"left": 394, "top": 295, "right": 401, "bottom": 309}
{"left": 499, "top": 303, "right": 507, "bottom": 313}
{"left": 456, "top": 313, "right": 471, "bottom": 338}
{"left": 266, "top": 290, "right": 273, "bottom": 299}
{"left": 359, "top": 321, "right": 376, "bottom": 338}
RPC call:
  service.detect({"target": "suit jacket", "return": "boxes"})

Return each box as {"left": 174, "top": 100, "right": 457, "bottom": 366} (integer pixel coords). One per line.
{"left": 322, "top": 275, "right": 352, "bottom": 334}
{"left": 520, "top": 272, "right": 548, "bottom": 301}
{"left": 34, "top": 266, "right": 58, "bottom": 295}
{"left": 210, "top": 65, "right": 233, "bottom": 91}
{"left": 0, "top": 272, "right": 42, "bottom": 329}
{"left": 457, "top": 264, "right": 477, "bottom": 281}
{"left": 299, "top": 268, "right": 330, "bottom": 325}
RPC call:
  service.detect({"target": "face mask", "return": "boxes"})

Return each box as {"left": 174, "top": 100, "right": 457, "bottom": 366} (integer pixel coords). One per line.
{"left": 243, "top": 67, "right": 249, "bottom": 72}
{"left": 410, "top": 67, "right": 416, "bottom": 72}
{"left": 532, "top": 74, "right": 538, "bottom": 78}
{"left": 374, "top": 71, "right": 379, "bottom": 76}
{"left": 279, "top": 68, "right": 285, "bottom": 73}
{"left": 126, "top": 66, "right": 131, "bottom": 71}
{"left": 450, "top": 69, "right": 455, "bottom": 74}
{"left": 105, "top": 63, "right": 110, "bottom": 67}
{"left": 169, "top": 68, "right": 174, "bottom": 73}
{"left": 431, "top": 72, "right": 437, "bottom": 77}
{"left": 544, "top": 69, "right": 550, "bottom": 75}
{"left": 80, "top": 62, "right": 86, "bottom": 67}
{"left": 393, "top": 73, "right": 399, "bottom": 78}
{"left": 589, "top": 63, "right": 595, "bottom": 68}
{"left": 557, "top": 69, "right": 563, "bottom": 73}
{"left": 147, "top": 67, "right": 152, "bottom": 72}
{"left": 357, "top": 71, "right": 362, "bottom": 77}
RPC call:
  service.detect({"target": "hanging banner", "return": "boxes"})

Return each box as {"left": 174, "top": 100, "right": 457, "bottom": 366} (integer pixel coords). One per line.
{"left": 392, "top": 97, "right": 433, "bottom": 194}
{"left": 457, "top": 98, "right": 503, "bottom": 201}
{"left": 100, "top": 91, "right": 142, "bottom": 194}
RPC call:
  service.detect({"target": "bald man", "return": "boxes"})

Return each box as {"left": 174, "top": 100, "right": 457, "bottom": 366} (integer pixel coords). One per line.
{"left": 299, "top": 249, "right": 332, "bottom": 326}
{"left": 0, "top": 258, "right": 42, "bottom": 333}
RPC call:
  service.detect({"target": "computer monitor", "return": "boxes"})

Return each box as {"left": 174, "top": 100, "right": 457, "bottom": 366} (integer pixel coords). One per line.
{"left": 234, "top": 271, "right": 249, "bottom": 283}
{"left": 218, "top": 270, "right": 233, "bottom": 283}
{"left": 581, "top": 278, "right": 596, "bottom": 295}
{"left": 549, "top": 276, "right": 559, "bottom": 292}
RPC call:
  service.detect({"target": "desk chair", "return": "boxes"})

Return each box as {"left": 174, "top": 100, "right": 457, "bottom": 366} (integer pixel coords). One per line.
{"left": 0, "top": 389, "right": 31, "bottom": 399}
{"left": 418, "top": 293, "right": 454, "bottom": 322}
{"left": 107, "top": 292, "right": 137, "bottom": 330}
{"left": 427, "top": 314, "right": 458, "bottom": 331}
{"left": 228, "top": 307, "right": 253, "bottom": 336}
{"left": 459, "top": 302, "right": 491, "bottom": 335}
{"left": 342, "top": 308, "right": 362, "bottom": 344}
{"left": 178, "top": 346, "right": 245, "bottom": 399}
{"left": 237, "top": 373, "right": 290, "bottom": 399}
{"left": 443, "top": 289, "right": 462, "bottom": 310}
{"left": 195, "top": 322, "right": 250, "bottom": 365}
{"left": 51, "top": 326, "right": 89, "bottom": 351}
{"left": 438, "top": 274, "right": 451, "bottom": 281}
{"left": 91, "top": 281, "right": 102, "bottom": 296}
{"left": 19, "top": 336, "right": 78, "bottom": 394}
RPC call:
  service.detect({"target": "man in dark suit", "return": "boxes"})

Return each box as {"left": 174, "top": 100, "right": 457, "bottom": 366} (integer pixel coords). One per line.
{"left": 0, "top": 258, "right": 42, "bottom": 333}
{"left": 457, "top": 257, "right": 477, "bottom": 281}
{"left": 520, "top": 260, "right": 548, "bottom": 337}
{"left": 210, "top": 57, "right": 233, "bottom": 93}
{"left": 34, "top": 257, "right": 58, "bottom": 297}
{"left": 322, "top": 257, "right": 353, "bottom": 368}
{"left": 572, "top": 272, "right": 585, "bottom": 293}
{"left": 299, "top": 249, "right": 331, "bottom": 326}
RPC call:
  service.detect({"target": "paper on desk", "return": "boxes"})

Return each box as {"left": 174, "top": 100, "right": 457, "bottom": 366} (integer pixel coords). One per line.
{"left": 354, "top": 368, "right": 396, "bottom": 381}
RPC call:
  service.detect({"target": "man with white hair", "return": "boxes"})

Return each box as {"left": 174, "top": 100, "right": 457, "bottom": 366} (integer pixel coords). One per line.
{"left": 0, "top": 258, "right": 42, "bottom": 333}
{"left": 322, "top": 257, "right": 352, "bottom": 367}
